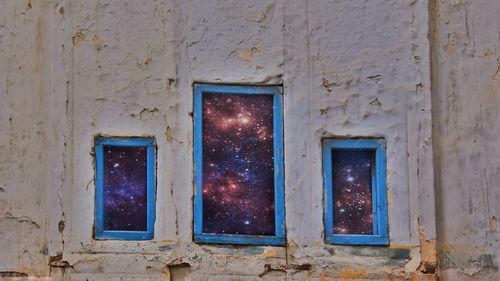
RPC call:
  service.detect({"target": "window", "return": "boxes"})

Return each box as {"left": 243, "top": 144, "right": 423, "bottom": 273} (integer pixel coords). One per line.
{"left": 193, "top": 84, "right": 285, "bottom": 245}
{"left": 323, "top": 139, "right": 388, "bottom": 245}
{"left": 94, "top": 137, "right": 156, "bottom": 240}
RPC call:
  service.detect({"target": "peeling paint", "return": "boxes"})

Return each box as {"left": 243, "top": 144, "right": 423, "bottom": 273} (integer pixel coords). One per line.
{"left": 418, "top": 234, "right": 437, "bottom": 274}
{"left": 2, "top": 0, "right": 488, "bottom": 279}
{"left": 369, "top": 98, "right": 382, "bottom": 106}
{"left": 259, "top": 247, "right": 279, "bottom": 259}
{"left": 49, "top": 254, "right": 72, "bottom": 269}
{"left": 493, "top": 64, "right": 500, "bottom": 82}
{"left": 92, "top": 35, "right": 104, "bottom": 50}
{"left": 239, "top": 46, "right": 260, "bottom": 64}
{"left": 72, "top": 31, "right": 85, "bottom": 46}
{"left": 165, "top": 126, "right": 174, "bottom": 143}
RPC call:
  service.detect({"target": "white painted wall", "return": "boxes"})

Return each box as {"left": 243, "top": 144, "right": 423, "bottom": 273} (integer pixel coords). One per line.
{"left": 2, "top": 0, "right": 493, "bottom": 280}
{"left": 432, "top": 0, "right": 500, "bottom": 280}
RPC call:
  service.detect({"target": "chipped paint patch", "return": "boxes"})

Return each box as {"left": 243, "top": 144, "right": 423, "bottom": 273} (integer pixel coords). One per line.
{"left": 72, "top": 31, "right": 85, "bottom": 45}
{"left": 165, "top": 126, "right": 174, "bottom": 143}
{"left": 259, "top": 247, "right": 279, "bottom": 259}
{"left": 493, "top": 64, "right": 500, "bottom": 82}
{"left": 414, "top": 223, "right": 437, "bottom": 276}
{"left": 444, "top": 33, "right": 460, "bottom": 54}
{"left": 239, "top": 46, "right": 260, "bottom": 64}
{"left": 92, "top": 35, "right": 104, "bottom": 50}
{"left": 444, "top": 43, "right": 457, "bottom": 54}
{"left": 418, "top": 237, "right": 437, "bottom": 273}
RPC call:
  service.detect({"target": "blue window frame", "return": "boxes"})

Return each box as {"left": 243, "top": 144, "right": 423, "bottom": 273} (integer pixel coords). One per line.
{"left": 323, "top": 139, "right": 388, "bottom": 245}
{"left": 94, "top": 137, "right": 156, "bottom": 240}
{"left": 193, "top": 84, "right": 285, "bottom": 246}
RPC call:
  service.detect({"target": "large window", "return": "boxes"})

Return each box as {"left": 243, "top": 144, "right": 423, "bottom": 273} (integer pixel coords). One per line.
{"left": 323, "top": 139, "right": 389, "bottom": 245}
{"left": 94, "top": 137, "right": 156, "bottom": 240}
{"left": 193, "top": 84, "right": 285, "bottom": 245}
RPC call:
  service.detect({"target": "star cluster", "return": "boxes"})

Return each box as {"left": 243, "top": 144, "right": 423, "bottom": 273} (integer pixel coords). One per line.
{"left": 103, "top": 145, "right": 147, "bottom": 231}
{"left": 332, "top": 149, "right": 374, "bottom": 234}
{"left": 202, "top": 93, "right": 275, "bottom": 235}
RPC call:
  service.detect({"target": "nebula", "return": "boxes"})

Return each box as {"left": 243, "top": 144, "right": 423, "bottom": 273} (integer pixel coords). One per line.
{"left": 103, "top": 145, "right": 148, "bottom": 231}
{"left": 331, "top": 149, "right": 374, "bottom": 234}
{"left": 202, "top": 93, "right": 275, "bottom": 235}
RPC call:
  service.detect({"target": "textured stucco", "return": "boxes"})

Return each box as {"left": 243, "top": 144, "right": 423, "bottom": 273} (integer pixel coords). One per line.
{"left": 4, "top": 0, "right": 492, "bottom": 280}
{"left": 0, "top": 0, "right": 50, "bottom": 276}
{"left": 431, "top": 0, "right": 500, "bottom": 280}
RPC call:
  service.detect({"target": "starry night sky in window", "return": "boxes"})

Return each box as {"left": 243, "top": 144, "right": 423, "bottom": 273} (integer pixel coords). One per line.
{"left": 103, "top": 145, "right": 147, "bottom": 231}
{"left": 332, "top": 149, "right": 374, "bottom": 235}
{"left": 202, "top": 93, "right": 275, "bottom": 235}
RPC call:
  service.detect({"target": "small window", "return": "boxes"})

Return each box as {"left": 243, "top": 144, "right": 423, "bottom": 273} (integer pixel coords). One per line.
{"left": 94, "top": 137, "right": 156, "bottom": 240}
{"left": 323, "top": 139, "right": 388, "bottom": 245}
{"left": 193, "top": 84, "right": 285, "bottom": 245}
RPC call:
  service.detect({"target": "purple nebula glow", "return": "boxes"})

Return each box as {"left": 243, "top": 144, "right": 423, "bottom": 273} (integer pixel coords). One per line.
{"left": 332, "top": 149, "right": 374, "bottom": 235}
{"left": 103, "top": 145, "right": 147, "bottom": 231}
{"left": 202, "top": 93, "right": 275, "bottom": 235}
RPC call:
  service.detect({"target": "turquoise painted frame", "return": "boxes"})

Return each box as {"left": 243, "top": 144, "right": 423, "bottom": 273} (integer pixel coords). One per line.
{"left": 193, "top": 84, "right": 285, "bottom": 246}
{"left": 94, "top": 137, "right": 156, "bottom": 240}
{"left": 322, "top": 139, "right": 389, "bottom": 245}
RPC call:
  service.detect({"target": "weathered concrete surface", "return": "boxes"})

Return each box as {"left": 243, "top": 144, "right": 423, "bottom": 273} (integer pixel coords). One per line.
{"left": 431, "top": 0, "right": 500, "bottom": 280}
{"left": 0, "top": 0, "right": 443, "bottom": 280}
{"left": 0, "top": 0, "right": 50, "bottom": 277}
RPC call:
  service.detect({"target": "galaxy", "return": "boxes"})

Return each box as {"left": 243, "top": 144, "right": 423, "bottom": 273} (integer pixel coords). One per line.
{"left": 331, "top": 149, "right": 374, "bottom": 235}
{"left": 103, "top": 145, "right": 147, "bottom": 231}
{"left": 202, "top": 93, "right": 275, "bottom": 236}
